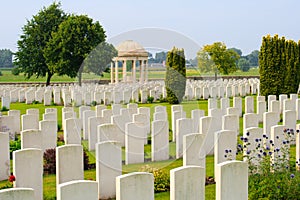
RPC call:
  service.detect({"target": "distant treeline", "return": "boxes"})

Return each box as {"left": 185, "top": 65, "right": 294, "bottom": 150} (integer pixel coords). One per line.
{"left": 0, "top": 49, "right": 14, "bottom": 68}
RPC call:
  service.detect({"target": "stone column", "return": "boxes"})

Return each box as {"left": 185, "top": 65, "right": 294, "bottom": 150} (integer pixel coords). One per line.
{"left": 115, "top": 60, "right": 118, "bottom": 83}
{"left": 139, "top": 60, "right": 144, "bottom": 83}
{"left": 110, "top": 62, "right": 114, "bottom": 84}
{"left": 145, "top": 60, "right": 148, "bottom": 82}
{"left": 132, "top": 60, "right": 136, "bottom": 83}
{"left": 122, "top": 60, "right": 127, "bottom": 82}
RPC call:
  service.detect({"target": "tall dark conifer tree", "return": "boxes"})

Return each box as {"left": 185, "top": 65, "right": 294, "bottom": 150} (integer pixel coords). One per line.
{"left": 165, "top": 47, "right": 186, "bottom": 104}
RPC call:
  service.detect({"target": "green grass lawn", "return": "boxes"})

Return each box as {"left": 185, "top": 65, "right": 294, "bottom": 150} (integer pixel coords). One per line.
{"left": 1, "top": 93, "right": 298, "bottom": 199}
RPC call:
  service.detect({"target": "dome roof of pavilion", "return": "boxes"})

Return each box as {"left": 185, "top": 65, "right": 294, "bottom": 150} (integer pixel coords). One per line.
{"left": 116, "top": 40, "right": 148, "bottom": 57}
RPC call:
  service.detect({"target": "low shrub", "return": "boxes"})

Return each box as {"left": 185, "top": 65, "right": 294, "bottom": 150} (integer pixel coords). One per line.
{"left": 32, "top": 100, "right": 40, "bottom": 104}
{"left": 91, "top": 101, "right": 97, "bottom": 106}
{"left": 139, "top": 165, "right": 170, "bottom": 193}
{"left": 43, "top": 148, "right": 56, "bottom": 174}
{"left": 147, "top": 96, "right": 154, "bottom": 103}
{"left": 57, "top": 134, "right": 64, "bottom": 146}
{"left": 1, "top": 106, "right": 9, "bottom": 112}
{"left": 11, "top": 67, "right": 20, "bottom": 76}
{"left": 10, "top": 136, "right": 21, "bottom": 159}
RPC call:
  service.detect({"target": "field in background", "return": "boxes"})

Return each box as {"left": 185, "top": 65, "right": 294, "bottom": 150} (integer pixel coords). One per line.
{"left": 0, "top": 67, "right": 259, "bottom": 83}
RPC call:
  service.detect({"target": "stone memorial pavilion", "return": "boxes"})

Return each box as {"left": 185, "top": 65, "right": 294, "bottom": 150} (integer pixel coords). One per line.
{"left": 111, "top": 40, "right": 148, "bottom": 83}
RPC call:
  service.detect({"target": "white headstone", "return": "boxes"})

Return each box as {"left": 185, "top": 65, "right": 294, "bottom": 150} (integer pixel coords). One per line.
{"left": 21, "top": 129, "right": 42, "bottom": 150}
{"left": 222, "top": 114, "right": 239, "bottom": 135}
{"left": 56, "top": 144, "right": 83, "bottom": 185}
{"left": 127, "top": 103, "right": 138, "bottom": 116}
{"left": 133, "top": 113, "right": 150, "bottom": 144}
{"left": 0, "top": 115, "right": 16, "bottom": 140}
{"left": 116, "top": 172, "right": 154, "bottom": 200}
{"left": 176, "top": 118, "right": 194, "bottom": 159}
{"left": 112, "top": 104, "right": 122, "bottom": 116}
{"left": 263, "top": 112, "right": 280, "bottom": 139}
{"left": 214, "top": 130, "right": 237, "bottom": 177}
{"left": 98, "top": 124, "right": 124, "bottom": 146}
{"left": 39, "top": 120, "right": 57, "bottom": 151}
{"left": 220, "top": 98, "right": 230, "bottom": 115}
{"left": 183, "top": 133, "right": 205, "bottom": 167}
{"left": 96, "top": 141, "right": 122, "bottom": 199}
{"left": 153, "top": 111, "right": 167, "bottom": 121}
{"left": 57, "top": 180, "right": 98, "bottom": 200}
{"left": 170, "top": 166, "right": 205, "bottom": 200}
{"left": 82, "top": 110, "right": 96, "bottom": 140}
{"left": 102, "top": 109, "right": 113, "bottom": 123}
{"left": 8, "top": 110, "right": 21, "bottom": 134}
{"left": 269, "top": 100, "right": 280, "bottom": 114}
{"left": 155, "top": 105, "right": 166, "bottom": 113}
{"left": 279, "top": 94, "right": 288, "bottom": 113}
{"left": 0, "top": 132, "right": 9, "bottom": 181}
{"left": 208, "top": 98, "right": 218, "bottom": 109}
{"left": 257, "top": 100, "right": 266, "bottom": 123}
{"left": 95, "top": 105, "right": 106, "bottom": 117}
{"left": 243, "top": 127, "right": 263, "bottom": 169}
{"left": 0, "top": 188, "right": 35, "bottom": 200}
{"left": 13, "top": 148, "right": 43, "bottom": 200}
{"left": 1, "top": 96, "right": 10, "bottom": 109}
{"left": 22, "top": 114, "right": 39, "bottom": 131}
{"left": 44, "top": 90, "right": 52, "bottom": 106}
{"left": 151, "top": 120, "right": 169, "bottom": 161}
{"left": 64, "top": 118, "right": 81, "bottom": 145}
{"left": 268, "top": 95, "right": 276, "bottom": 109}
{"left": 88, "top": 116, "right": 105, "bottom": 151}
{"left": 283, "top": 110, "right": 296, "bottom": 132}
{"left": 270, "top": 125, "right": 288, "bottom": 169}
{"left": 125, "top": 122, "right": 146, "bottom": 164}
{"left": 216, "top": 161, "right": 248, "bottom": 200}
{"left": 191, "top": 109, "right": 205, "bottom": 133}
{"left": 245, "top": 96, "right": 254, "bottom": 114}
{"left": 243, "top": 113, "right": 259, "bottom": 134}
{"left": 233, "top": 97, "right": 242, "bottom": 117}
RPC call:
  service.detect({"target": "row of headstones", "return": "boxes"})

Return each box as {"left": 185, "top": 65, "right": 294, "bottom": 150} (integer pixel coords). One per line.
{"left": 0, "top": 108, "right": 58, "bottom": 181}
{"left": 185, "top": 79, "right": 259, "bottom": 100}
{"left": 0, "top": 81, "right": 166, "bottom": 108}
{"left": 62, "top": 103, "right": 170, "bottom": 164}
{"left": 2, "top": 123, "right": 298, "bottom": 200}
{"left": 1, "top": 87, "right": 61, "bottom": 108}
{"left": 0, "top": 78, "right": 261, "bottom": 109}
{"left": 186, "top": 77, "right": 259, "bottom": 87}
{"left": 69, "top": 94, "right": 300, "bottom": 169}
{"left": 172, "top": 94, "right": 300, "bottom": 169}
{"left": 0, "top": 140, "right": 248, "bottom": 200}
{"left": 0, "top": 101, "right": 168, "bottom": 180}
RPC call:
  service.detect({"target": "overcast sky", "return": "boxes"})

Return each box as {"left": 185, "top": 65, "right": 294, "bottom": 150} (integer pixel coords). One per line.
{"left": 1, "top": 0, "right": 300, "bottom": 58}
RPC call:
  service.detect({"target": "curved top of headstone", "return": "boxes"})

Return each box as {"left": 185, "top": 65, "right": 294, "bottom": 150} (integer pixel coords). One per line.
{"left": 116, "top": 40, "right": 148, "bottom": 58}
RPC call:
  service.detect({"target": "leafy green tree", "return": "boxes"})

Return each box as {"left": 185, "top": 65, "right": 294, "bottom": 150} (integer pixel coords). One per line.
{"left": 165, "top": 47, "right": 186, "bottom": 104}
{"left": 229, "top": 47, "right": 242, "bottom": 56}
{"left": 44, "top": 15, "right": 106, "bottom": 86}
{"left": 82, "top": 42, "right": 117, "bottom": 76}
{"left": 197, "top": 42, "right": 240, "bottom": 80}
{"left": 246, "top": 50, "right": 259, "bottom": 67}
{"left": 238, "top": 58, "right": 250, "bottom": 72}
{"left": 14, "top": 2, "right": 67, "bottom": 85}
{"left": 0, "top": 49, "right": 13, "bottom": 68}
{"left": 197, "top": 49, "right": 215, "bottom": 73}
{"left": 155, "top": 51, "right": 167, "bottom": 63}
